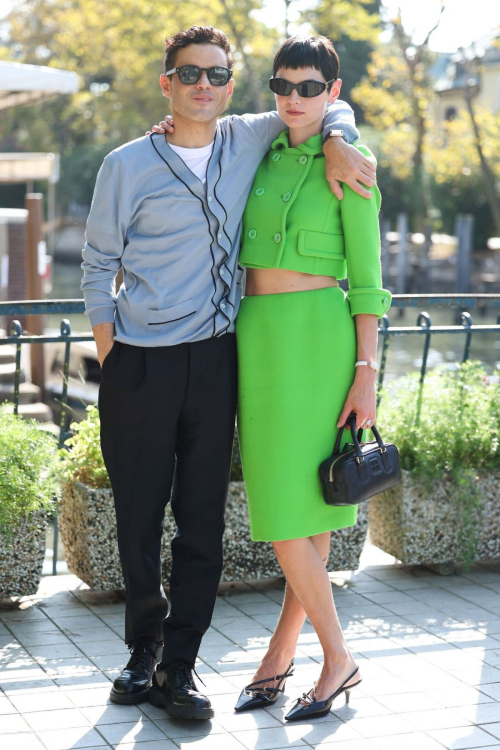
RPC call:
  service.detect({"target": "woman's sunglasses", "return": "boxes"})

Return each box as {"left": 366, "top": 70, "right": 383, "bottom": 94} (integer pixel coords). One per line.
{"left": 166, "top": 65, "right": 232, "bottom": 86}
{"left": 269, "top": 77, "right": 337, "bottom": 98}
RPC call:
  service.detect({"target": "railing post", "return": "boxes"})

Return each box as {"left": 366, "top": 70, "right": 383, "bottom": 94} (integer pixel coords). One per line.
{"left": 58, "top": 319, "right": 72, "bottom": 449}
{"left": 10, "top": 320, "right": 22, "bottom": 415}
{"left": 461, "top": 312, "right": 473, "bottom": 362}
{"left": 415, "top": 312, "right": 432, "bottom": 426}
{"left": 376, "top": 316, "right": 391, "bottom": 408}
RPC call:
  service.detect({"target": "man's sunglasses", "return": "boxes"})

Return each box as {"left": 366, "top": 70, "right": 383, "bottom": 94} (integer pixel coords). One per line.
{"left": 269, "top": 77, "right": 337, "bottom": 98}
{"left": 165, "top": 65, "right": 232, "bottom": 86}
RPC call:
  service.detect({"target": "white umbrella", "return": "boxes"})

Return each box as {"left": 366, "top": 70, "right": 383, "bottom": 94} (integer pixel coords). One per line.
{"left": 0, "top": 60, "right": 79, "bottom": 110}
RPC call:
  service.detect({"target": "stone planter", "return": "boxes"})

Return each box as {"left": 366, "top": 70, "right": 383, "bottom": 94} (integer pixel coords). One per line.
{"left": 0, "top": 511, "right": 47, "bottom": 598}
{"left": 369, "top": 469, "right": 500, "bottom": 571}
{"left": 59, "top": 481, "right": 369, "bottom": 590}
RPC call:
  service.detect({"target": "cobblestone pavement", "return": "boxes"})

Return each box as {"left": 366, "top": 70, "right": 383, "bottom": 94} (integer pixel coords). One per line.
{"left": 2, "top": 543, "right": 500, "bottom": 750}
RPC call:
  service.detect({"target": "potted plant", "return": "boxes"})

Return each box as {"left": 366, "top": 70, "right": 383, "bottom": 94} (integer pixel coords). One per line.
{"left": 370, "top": 360, "right": 500, "bottom": 573}
{"left": 0, "top": 406, "right": 59, "bottom": 597}
{"left": 59, "top": 406, "right": 368, "bottom": 590}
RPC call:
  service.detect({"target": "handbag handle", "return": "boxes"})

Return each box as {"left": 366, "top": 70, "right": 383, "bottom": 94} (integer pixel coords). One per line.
{"left": 333, "top": 411, "right": 386, "bottom": 456}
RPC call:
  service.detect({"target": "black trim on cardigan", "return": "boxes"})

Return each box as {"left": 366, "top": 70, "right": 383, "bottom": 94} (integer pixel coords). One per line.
{"left": 148, "top": 311, "right": 196, "bottom": 326}
{"left": 149, "top": 133, "right": 230, "bottom": 338}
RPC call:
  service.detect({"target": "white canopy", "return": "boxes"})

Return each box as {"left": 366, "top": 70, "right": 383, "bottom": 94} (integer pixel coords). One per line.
{"left": 0, "top": 60, "right": 80, "bottom": 110}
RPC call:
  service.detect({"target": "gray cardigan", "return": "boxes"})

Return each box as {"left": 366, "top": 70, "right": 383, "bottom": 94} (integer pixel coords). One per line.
{"left": 81, "top": 105, "right": 359, "bottom": 346}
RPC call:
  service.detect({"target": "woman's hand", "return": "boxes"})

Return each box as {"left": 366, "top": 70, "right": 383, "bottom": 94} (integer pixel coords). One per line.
{"left": 145, "top": 115, "right": 175, "bottom": 136}
{"left": 336, "top": 367, "right": 377, "bottom": 432}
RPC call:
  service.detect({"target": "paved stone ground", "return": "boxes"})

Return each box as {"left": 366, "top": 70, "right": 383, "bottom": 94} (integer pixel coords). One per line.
{"left": 3, "top": 543, "right": 500, "bottom": 750}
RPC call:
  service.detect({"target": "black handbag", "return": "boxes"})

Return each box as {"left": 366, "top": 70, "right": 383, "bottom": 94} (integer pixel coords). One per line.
{"left": 319, "top": 412, "right": 401, "bottom": 506}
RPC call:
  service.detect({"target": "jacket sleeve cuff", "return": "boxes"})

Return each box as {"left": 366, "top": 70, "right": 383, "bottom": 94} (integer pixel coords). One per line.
{"left": 86, "top": 305, "right": 116, "bottom": 328}
{"left": 346, "top": 288, "right": 392, "bottom": 318}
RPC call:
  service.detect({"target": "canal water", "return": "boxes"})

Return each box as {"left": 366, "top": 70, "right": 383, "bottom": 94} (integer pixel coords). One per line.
{"left": 49, "top": 261, "right": 500, "bottom": 382}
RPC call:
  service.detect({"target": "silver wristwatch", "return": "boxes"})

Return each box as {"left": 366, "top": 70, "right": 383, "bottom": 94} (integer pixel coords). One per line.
{"left": 323, "top": 129, "right": 347, "bottom": 144}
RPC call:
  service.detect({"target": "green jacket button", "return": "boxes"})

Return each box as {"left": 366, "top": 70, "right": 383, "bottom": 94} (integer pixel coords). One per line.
{"left": 299, "top": 155, "right": 308, "bottom": 164}
{"left": 255, "top": 188, "right": 265, "bottom": 196}
{"left": 383, "top": 296, "right": 389, "bottom": 305}
{"left": 274, "top": 233, "right": 282, "bottom": 243}
{"left": 283, "top": 192, "right": 291, "bottom": 202}
{"left": 248, "top": 229, "right": 257, "bottom": 239}
{"left": 272, "top": 153, "right": 281, "bottom": 162}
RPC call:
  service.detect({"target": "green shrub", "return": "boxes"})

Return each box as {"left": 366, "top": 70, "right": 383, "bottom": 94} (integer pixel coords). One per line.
{"left": 59, "top": 405, "right": 110, "bottom": 490}
{"left": 60, "top": 404, "right": 244, "bottom": 488}
{"left": 377, "top": 360, "right": 500, "bottom": 476}
{"left": 377, "top": 360, "right": 500, "bottom": 565}
{"left": 0, "top": 406, "right": 59, "bottom": 538}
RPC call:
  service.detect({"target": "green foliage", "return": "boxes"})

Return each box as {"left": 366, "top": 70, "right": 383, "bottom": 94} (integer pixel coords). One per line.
{"left": 377, "top": 360, "right": 500, "bottom": 475}
{"left": 429, "top": 172, "right": 494, "bottom": 249}
{"left": 0, "top": 406, "right": 59, "bottom": 538}
{"left": 0, "top": 0, "right": 383, "bottom": 214}
{"left": 58, "top": 143, "right": 122, "bottom": 214}
{"left": 60, "top": 404, "right": 244, "bottom": 487}
{"left": 377, "top": 360, "right": 500, "bottom": 566}
{"left": 302, "top": 0, "right": 382, "bottom": 124}
{"left": 59, "top": 405, "right": 110, "bottom": 490}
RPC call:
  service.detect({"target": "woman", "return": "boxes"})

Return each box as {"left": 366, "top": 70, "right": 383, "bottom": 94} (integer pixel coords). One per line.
{"left": 233, "top": 35, "right": 391, "bottom": 721}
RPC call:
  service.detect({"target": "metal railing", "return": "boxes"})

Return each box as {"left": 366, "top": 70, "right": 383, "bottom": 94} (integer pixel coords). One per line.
{"left": 377, "top": 294, "right": 500, "bottom": 423}
{"left": 1, "top": 294, "right": 500, "bottom": 575}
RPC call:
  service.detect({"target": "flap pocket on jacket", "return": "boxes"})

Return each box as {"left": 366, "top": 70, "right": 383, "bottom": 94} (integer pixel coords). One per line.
{"left": 297, "top": 230, "right": 345, "bottom": 259}
{"left": 148, "top": 299, "right": 196, "bottom": 326}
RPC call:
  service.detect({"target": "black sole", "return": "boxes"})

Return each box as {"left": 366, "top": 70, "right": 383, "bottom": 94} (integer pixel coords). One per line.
{"left": 149, "top": 686, "right": 214, "bottom": 720}
{"left": 110, "top": 687, "right": 151, "bottom": 705}
{"left": 234, "top": 701, "right": 275, "bottom": 713}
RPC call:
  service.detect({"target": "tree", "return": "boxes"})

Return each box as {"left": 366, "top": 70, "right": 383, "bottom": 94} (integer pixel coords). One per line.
{"left": 351, "top": 5, "right": 445, "bottom": 229}
{"left": 0, "top": 0, "right": 278, "bottom": 209}
{"left": 426, "top": 107, "right": 500, "bottom": 237}
{"left": 301, "top": 0, "right": 381, "bottom": 122}
{"left": 460, "top": 49, "right": 500, "bottom": 235}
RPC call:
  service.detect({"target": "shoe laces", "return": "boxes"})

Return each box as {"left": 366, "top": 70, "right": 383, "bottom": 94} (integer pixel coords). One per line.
{"left": 126, "top": 640, "right": 158, "bottom": 670}
{"left": 170, "top": 659, "right": 206, "bottom": 689}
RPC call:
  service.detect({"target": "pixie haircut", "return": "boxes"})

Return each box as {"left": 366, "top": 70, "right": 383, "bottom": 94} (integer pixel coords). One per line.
{"left": 164, "top": 26, "right": 234, "bottom": 74}
{"left": 273, "top": 35, "right": 339, "bottom": 88}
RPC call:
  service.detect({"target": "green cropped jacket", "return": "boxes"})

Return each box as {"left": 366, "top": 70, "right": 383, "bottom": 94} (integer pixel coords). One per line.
{"left": 239, "top": 129, "right": 392, "bottom": 318}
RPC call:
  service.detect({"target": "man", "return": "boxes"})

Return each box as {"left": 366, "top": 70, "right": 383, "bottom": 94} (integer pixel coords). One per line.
{"left": 81, "top": 25, "right": 376, "bottom": 720}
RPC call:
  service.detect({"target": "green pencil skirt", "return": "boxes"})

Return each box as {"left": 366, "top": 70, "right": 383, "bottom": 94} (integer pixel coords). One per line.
{"left": 236, "top": 285, "right": 364, "bottom": 542}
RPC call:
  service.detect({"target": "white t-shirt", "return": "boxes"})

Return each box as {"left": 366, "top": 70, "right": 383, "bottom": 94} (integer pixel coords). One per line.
{"left": 168, "top": 141, "right": 214, "bottom": 184}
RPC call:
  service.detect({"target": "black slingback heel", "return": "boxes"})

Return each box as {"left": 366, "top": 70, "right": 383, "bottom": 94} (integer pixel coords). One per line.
{"left": 234, "top": 660, "right": 295, "bottom": 712}
{"left": 285, "top": 665, "right": 361, "bottom": 721}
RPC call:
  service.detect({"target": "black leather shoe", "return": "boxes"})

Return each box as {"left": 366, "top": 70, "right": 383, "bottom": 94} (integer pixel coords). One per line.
{"left": 285, "top": 665, "right": 361, "bottom": 721}
{"left": 110, "top": 640, "right": 162, "bottom": 705}
{"left": 149, "top": 659, "right": 214, "bottom": 720}
{"left": 234, "top": 660, "right": 294, "bottom": 712}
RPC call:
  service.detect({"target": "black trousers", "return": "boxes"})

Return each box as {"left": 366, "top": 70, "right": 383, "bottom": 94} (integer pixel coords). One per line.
{"left": 98, "top": 334, "right": 237, "bottom": 666}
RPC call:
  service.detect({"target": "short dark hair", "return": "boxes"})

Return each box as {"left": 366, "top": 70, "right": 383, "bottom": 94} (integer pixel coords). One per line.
{"left": 272, "top": 35, "right": 339, "bottom": 87}
{"left": 164, "top": 26, "right": 233, "bottom": 74}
